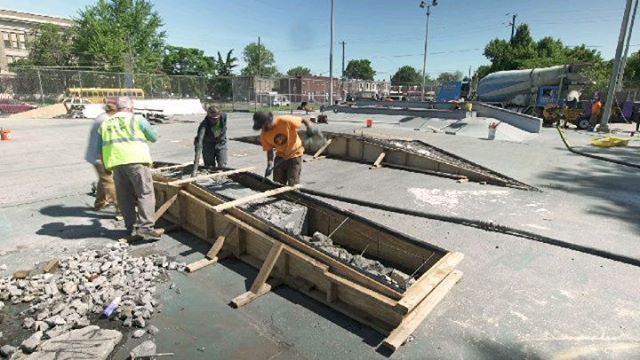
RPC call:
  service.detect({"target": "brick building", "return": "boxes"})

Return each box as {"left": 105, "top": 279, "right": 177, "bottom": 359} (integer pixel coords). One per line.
{"left": 0, "top": 9, "right": 74, "bottom": 73}
{"left": 279, "top": 76, "right": 343, "bottom": 103}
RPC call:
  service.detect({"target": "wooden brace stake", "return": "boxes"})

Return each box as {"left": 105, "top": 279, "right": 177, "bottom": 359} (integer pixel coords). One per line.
{"left": 155, "top": 193, "right": 178, "bottom": 219}
{"left": 230, "top": 242, "right": 284, "bottom": 307}
{"left": 186, "top": 223, "right": 235, "bottom": 273}
{"left": 213, "top": 184, "right": 302, "bottom": 212}
{"left": 168, "top": 167, "right": 255, "bottom": 186}
{"left": 312, "top": 138, "right": 333, "bottom": 159}
{"left": 152, "top": 162, "right": 193, "bottom": 173}
{"left": 371, "top": 151, "right": 386, "bottom": 168}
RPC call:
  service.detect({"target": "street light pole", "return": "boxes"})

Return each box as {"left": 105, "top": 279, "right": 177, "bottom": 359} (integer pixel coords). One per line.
{"left": 421, "top": 5, "right": 431, "bottom": 102}
{"left": 329, "top": 0, "right": 335, "bottom": 106}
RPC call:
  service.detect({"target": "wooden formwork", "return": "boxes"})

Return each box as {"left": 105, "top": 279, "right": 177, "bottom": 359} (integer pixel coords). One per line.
{"left": 233, "top": 131, "right": 536, "bottom": 190}
{"left": 153, "top": 166, "right": 463, "bottom": 352}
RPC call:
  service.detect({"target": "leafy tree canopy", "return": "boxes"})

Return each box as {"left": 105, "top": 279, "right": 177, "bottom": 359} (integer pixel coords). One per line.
{"left": 390, "top": 65, "right": 422, "bottom": 86}
{"left": 479, "top": 24, "right": 604, "bottom": 79}
{"left": 240, "top": 42, "right": 278, "bottom": 77}
{"left": 72, "top": 0, "right": 166, "bottom": 73}
{"left": 24, "top": 24, "right": 74, "bottom": 67}
{"left": 162, "top": 46, "right": 214, "bottom": 76}
{"left": 287, "top": 66, "right": 312, "bottom": 77}
{"left": 345, "top": 59, "right": 375, "bottom": 80}
{"left": 437, "top": 71, "right": 464, "bottom": 83}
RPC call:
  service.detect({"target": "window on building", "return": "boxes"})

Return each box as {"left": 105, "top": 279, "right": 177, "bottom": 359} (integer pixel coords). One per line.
{"left": 10, "top": 33, "right": 17, "bottom": 48}
{"left": 18, "top": 34, "right": 26, "bottom": 49}
{"left": 7, "top": 55, "right": 14, "bottom": 64}
{"left": 2, "top": 33, "right": 9, "bottom": 48}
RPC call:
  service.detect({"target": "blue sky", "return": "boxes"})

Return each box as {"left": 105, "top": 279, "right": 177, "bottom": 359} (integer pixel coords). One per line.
{"left": 4, "top": 0, "right": 638, "bottom": 80}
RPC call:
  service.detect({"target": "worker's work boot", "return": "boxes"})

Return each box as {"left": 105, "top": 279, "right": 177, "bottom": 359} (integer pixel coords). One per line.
{"left": 136, "top": 227, "right": 165, "bottom": 240}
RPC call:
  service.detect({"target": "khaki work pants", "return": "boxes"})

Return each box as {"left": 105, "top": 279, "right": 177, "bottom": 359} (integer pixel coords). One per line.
{"left": 112, "top": 163, "right": 156, "bottom": 231}
{"left": 93, "top": 162, "right": 117, "bottom": 209}
{"left": 274, "top": 156, "right": 302, "bottom": 185}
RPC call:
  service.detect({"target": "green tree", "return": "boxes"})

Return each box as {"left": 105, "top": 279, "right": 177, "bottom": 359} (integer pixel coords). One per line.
{"left": 345, "top": 59, "right": 375, "bottom": 80}
{"left": 480, "top": 23, "right": 604, "bottom": 80}
{"left": 240, "top": 42, "right": 278, "bottom": 77}
{"left": 624, "top": 51, "right": 640, "bottom": 85}
{"left": 162, "top": 46, "right": 215, "bottom": 76}
{"left": 390, "top": 65, "right": 422, "bottom": 85}
{"left": 436, "top": 71, "right": 464, "bottom": 83}
{"left": 211, "top": 49, "right": 238, "bottom": 99}
{"left": 25, "top": 24, "right": 73, "bottom": 66}
{"left": 72, "top": 0, "right": 166, "bottom": 73}
{"left": 287, "top": 66, "right": 312, "bottom": 77}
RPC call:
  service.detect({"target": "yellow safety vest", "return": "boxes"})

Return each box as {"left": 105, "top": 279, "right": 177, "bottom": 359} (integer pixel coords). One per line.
{"left": 100, "top": 113, "right": 152, "bottom": 169}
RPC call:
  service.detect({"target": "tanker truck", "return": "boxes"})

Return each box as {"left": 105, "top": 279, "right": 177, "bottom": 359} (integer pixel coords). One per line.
{"left": 476, "top": 64, "right": 590, "bottom": 117}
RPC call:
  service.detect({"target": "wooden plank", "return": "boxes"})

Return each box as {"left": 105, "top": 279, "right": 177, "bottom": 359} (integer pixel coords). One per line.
{"left": 381, "top": 162, "right": 468, "bottom": 180}
{"left": 186, "top": 258, "right": 218, "bottom": 272}
{"left": 155, "top": 193, "right": 178, "bottom": 219}
{"left": 207, "top": 223, "right": 235, "bottom": 259}
{"left": 152, "top": 162, "right": 192, "bottom": 173}
{"left": 43, "top": 258, "right": 60, "bottom": 273}
{"left": 230, "top": 243, "right": 285, "bottom": 308}
{"left": 249, "top": 242, "right": 284, "bottom": 293}
{"left": 313, "top": 138, "right": 333, "bottom": 159}
{"left": 394, "top": 252, "right": 464, "bottom": 315}
{"left": 168, "top": 167, "right": 255, "bottom": 186}
{"left": 212, "top": 184, "right": 302, "bottom": 212}
{"left": 230, "top": 280, "right": 281, "bottom": 308}
{"left": 185, "top": 223, "right": 236, "bottom": 273}
{"left": 371, "top": 151, "right": 386, "bottom": 168}
{"left": 382, "top": 270, "right": 463, "bottom": 352}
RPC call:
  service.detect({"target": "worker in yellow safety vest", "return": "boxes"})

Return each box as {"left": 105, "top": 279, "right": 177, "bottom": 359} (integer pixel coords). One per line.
{"left": 95, "top": 96, "right": 163, "bottom": 240}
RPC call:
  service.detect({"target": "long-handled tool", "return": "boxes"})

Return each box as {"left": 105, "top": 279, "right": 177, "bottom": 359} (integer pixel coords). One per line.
{"left": 192, "top": 127, "right": 206, "bottom": 177}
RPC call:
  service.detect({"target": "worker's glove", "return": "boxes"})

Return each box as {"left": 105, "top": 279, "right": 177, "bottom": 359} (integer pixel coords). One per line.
{"left": 306, "top": 126, "right": 322, "bottom": 138}
{"left": 264, "top": 161, "right": 274, "bottom": 178}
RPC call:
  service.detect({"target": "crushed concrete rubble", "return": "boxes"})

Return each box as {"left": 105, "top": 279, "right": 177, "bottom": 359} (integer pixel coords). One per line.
{"left": 0, "top": 243, "right": 184, "bottom": 358}
{"left": 304, "top": 232, "right": 416, "bottom": 290}
{"left": 26, "top": 326, "right": 122, "bottom": 360}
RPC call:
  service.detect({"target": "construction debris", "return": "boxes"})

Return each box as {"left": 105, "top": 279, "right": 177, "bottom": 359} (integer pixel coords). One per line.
{"left": 0, "top": 243, "right": 183, "bottom": 358}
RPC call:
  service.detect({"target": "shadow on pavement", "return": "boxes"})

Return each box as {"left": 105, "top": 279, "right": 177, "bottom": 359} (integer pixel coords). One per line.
{"left": 540, "top": 156, "right": 640, "bottom": 235}
{"left": 37, "top": 204, "right": 125, "bottom": 240}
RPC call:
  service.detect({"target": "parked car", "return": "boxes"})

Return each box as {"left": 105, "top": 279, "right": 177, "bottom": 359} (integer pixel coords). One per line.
{"left": 0, "top": 99, "right": 37, "bottom": 114}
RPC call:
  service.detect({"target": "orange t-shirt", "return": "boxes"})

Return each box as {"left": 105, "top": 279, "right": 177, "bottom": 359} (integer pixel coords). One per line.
{"left": 592, "top": 101, "right": 602, "bottom": 117}
{"left": 260, "top": 115, "right": 304, "bottom": 159}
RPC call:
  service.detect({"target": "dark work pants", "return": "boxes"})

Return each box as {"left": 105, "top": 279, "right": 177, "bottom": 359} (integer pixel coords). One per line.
{"left": 112, "top": 163, "right": 156, "bottom": 231}
{"left": 203, "top": 145, "right": 227, "bottom": 168}
{"left": 273, "top": 156, "right": 302, "bottom": 185}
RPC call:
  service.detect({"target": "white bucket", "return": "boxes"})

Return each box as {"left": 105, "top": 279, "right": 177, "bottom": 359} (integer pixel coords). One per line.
{"left": 488, "top": 127, "right": 497, "bottom": 140}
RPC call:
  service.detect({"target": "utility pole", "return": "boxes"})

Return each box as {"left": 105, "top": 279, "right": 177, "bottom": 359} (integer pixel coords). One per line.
{"left": 256, "top": 36, "right": 260, "bottom": 112}
{"left": 329, "top": 0, "right": 335, "bottom": 105}
{"left": 599, "top": 0, "right": 634, "bottom": 132}
{"left": 421, "top": 5, "right": 432, "bottom": 102}
{"left": 616, "top": 0, "right": 639, "bottom": 92}
{"left": 339, "top": 41, "right": 346, "bottom": 79}
{"left": 509, "top": 14, "right": 518, "bottom": 41}
{"left": 257, "top": 36, "right": 261, "bottom": 77}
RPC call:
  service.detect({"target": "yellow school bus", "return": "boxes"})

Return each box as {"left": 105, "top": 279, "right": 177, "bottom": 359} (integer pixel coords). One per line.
{"left": 65, "top": 88, "right": 145, "bottom": 104}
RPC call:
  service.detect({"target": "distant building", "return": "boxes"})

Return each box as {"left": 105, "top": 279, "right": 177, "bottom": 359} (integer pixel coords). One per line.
{"left": 0, "top": 9, "right": 74, "bottom": 73}
{"left": 279, "top": 76, "right": 343, "bottom": 103}
{"left": 344, "top": 79, "right": 390, "bottom": 99}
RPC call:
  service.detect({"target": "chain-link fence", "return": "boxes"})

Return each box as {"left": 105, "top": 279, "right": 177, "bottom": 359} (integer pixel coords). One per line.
{"left": 2, "top": 67, "right": 413, "bottom": 112}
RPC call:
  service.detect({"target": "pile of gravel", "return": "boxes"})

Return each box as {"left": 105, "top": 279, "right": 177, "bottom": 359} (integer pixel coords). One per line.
{"left": 0, "top": 242, "right": 184, "bottom": 358}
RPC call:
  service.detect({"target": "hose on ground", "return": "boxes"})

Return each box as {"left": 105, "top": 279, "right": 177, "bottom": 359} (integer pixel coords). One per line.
{"left": 556, "top": 126, "right": 640, "bottom": 169}
{"left": 299, "top": 188, "right": 640, "bottom": 268}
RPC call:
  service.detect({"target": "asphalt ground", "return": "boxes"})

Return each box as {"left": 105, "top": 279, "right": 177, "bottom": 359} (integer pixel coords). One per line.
{"left": 0, "top": 112, "right": 639, "bottom": 359}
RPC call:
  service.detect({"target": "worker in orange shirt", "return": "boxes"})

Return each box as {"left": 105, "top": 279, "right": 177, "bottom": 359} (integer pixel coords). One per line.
{"left": 589, "top": 94, "right": 603, "bottom": 130}
{"left": 252, "top": 111, "right": 318, "bottom": 185}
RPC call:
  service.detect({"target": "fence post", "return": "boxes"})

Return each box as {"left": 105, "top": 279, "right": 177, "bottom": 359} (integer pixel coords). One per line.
{"left": 36, "top": 68, "right": 45, "bottom": 105}
{"left": 231, "top": 77, "right": 235, "bottom": 112}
